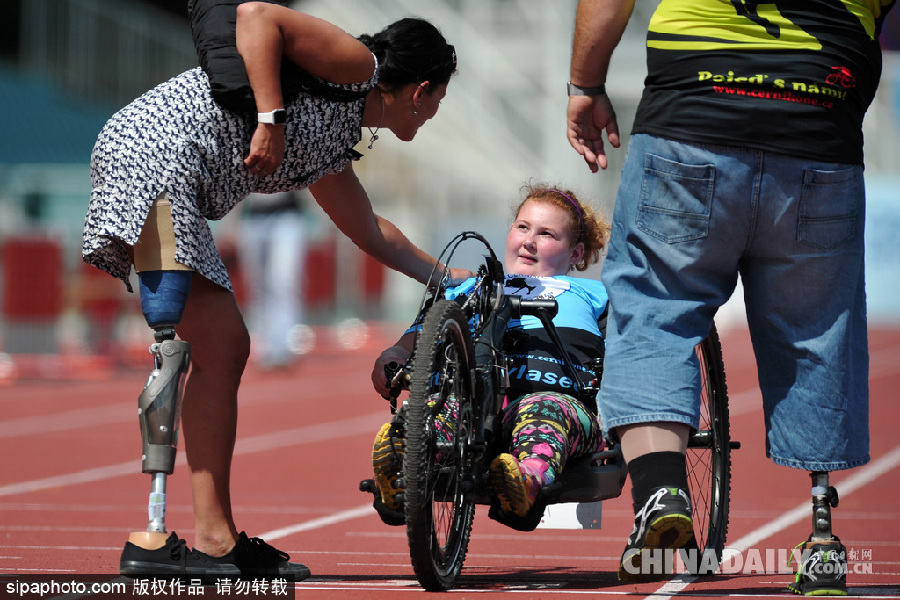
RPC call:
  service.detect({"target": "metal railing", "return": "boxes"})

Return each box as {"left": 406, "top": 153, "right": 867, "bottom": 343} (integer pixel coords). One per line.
{"left": 19, "top": 0, "right": 197, "bottom": 106}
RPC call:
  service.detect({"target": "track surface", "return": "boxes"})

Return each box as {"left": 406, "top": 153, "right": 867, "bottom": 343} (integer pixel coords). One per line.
{"left": 1, "top": 325, "right": 899, "bottom": 598}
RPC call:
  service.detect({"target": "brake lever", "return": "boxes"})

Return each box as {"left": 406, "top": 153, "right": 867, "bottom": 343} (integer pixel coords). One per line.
{"left": 382, "top": 360, "right": 407, "bottom": 413}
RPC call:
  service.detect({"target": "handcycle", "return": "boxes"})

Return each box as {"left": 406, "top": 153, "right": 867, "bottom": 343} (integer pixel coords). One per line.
{"left": 360, "top": 231, "right": 737, "bottom": 591}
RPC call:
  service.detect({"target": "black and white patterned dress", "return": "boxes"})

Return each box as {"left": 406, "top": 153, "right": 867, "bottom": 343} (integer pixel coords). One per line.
{"left": 82, "top": 64, "right": 377, "bottom": 292}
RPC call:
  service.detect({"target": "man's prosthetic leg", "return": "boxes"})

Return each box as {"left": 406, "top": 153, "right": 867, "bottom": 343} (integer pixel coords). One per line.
{"left": 809, "top": 471, "right": 839, "bottom": 541}
{"left": 127, "top": 195, "right": 194, "bottom": 551}
{"left": 788, "top": 471, "right": 848, "bottom": 595}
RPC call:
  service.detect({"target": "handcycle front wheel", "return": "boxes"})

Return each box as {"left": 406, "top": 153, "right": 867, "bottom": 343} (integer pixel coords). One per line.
{"left": 404, "top": 299, "right": 477, "bottom": 591}
{"left": 685, "top": 322, "right": 732, "bottom": 572}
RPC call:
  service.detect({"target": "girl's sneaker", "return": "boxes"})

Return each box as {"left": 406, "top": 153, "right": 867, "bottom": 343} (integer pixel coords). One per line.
{"left": 372, "top": 422, "right": 405, "bottom": 511}
{"left": 489, "top": 453, "right": 540, "bottom": 518}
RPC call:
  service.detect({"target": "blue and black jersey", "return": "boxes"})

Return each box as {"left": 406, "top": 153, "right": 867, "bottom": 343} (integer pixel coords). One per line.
{"left": 633, "top": 0, "right": 896, "bottom": 165}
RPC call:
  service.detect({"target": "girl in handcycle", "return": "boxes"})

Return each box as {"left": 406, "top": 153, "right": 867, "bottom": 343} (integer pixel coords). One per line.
{"left": 369, "top": 184, "right": 610, "bottom": 527}
{"left": 360, "top": 184, "right": 732, "bottom": 592}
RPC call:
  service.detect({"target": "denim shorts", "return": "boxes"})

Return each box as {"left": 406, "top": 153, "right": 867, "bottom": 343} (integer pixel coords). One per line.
{"left": 599, "top": 134, "right": 870, "bottom": 472}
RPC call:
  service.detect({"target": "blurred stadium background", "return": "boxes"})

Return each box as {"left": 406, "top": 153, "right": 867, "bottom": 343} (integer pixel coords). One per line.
{"left": 0, "top": 0, "right": 898, "bottom": 378}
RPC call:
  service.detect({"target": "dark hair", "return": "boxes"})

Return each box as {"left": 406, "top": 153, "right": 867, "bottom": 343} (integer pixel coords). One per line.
{"left": 358, "top": 18, "right": 457, "bottom": 92}
{"left": 514, "top": 183, "right": 611, "bottom": 272}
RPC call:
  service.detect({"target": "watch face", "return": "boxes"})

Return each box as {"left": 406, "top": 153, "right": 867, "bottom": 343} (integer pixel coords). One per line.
{"left": 567, "top": 82, "right": 605, "bottom": 97}
{"left": 259, "top": 109, "right": 287, "bottom": 124}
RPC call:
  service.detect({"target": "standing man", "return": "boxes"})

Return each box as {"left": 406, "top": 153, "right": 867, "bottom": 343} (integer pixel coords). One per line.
{"left": 240, "top": 191, "right": 308, "bottom": 370}
{"left": 567, "top": 0, "right": 895, "bottom": 594}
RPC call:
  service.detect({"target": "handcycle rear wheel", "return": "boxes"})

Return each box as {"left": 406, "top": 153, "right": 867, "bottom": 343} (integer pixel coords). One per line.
{"left": 404, "top": 299, "right": 477, "bottom": 591}
{"left": 686, "top": 323, "right": 731, "bottom": 571}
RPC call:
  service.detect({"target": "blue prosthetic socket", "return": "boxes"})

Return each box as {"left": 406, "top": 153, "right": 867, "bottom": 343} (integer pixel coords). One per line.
{"left": 138, "top": 270, "right": 193, "bottom": 329}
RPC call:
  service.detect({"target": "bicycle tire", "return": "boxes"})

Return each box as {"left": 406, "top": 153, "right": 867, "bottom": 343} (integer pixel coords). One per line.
{"left": 686, "top": 323, "right": 731, "bottom": 573}
{"left": 405, "top": 299, "right": 477, "bottom": 591}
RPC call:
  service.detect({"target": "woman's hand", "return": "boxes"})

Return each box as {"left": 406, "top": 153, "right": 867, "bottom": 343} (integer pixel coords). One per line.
{"left": 448, "top": 267, "right": 476, "bottom": 285}
{"left": 428, "top": 267, "right": 475, "bottom": 291}
{"left": 245, "top": 123, "right": 285, "bottom": 176}
{"left": 372, "top": 345, "right": 412, "bottom": 397}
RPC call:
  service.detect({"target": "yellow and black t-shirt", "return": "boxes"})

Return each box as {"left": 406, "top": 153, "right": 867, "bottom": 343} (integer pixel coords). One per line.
{"left": 633, "top": 0, "right": 896, "bottom": 165}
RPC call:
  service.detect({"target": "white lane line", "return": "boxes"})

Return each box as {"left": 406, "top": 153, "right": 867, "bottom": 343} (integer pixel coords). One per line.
{"left": 649, "top": 443, "right": 900, "bottom": 598}
{"left": 0, "top": 412, "right": 385, "bottom": 497}
{"left": 0, "top": 462, "right": 140, "bottom": 497}
{"left": 0, "top": 406, "right": 130, "bottom": 439}
{"left": 728, "top": 444, "right": 900, "bottom": 552}
{"left": 259, "top": 504, "right": 375, "bottom": 541}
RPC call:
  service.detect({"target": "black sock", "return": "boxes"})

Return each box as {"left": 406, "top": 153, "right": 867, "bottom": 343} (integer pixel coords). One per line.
{"left": 628, "top": 451, "right": 688, "bottom": 511}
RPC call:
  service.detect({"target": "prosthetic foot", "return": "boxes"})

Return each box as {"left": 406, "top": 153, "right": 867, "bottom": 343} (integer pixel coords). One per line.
{"left": 127, "top": 270, "right": 192, "bottom": 551}
{"left": 788, "top": 471, "right": 848, "bottom": 596}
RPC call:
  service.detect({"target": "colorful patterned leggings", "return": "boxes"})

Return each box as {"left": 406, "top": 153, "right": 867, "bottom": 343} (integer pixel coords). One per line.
{"left": 430, "top": 392, "right": 603, "bottom": 487}
{"left": 500, "top": 392, "right": 603, "bottom": 486}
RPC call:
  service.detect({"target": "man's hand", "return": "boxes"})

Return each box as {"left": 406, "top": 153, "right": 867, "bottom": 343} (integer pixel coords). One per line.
{"left": 566, "top": 94, "right": 620, "bottom": 173}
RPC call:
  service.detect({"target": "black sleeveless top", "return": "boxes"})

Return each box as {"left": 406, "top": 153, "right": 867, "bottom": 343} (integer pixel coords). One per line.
{"left": 188, "top": 0, "right": 369, "bottom": 113}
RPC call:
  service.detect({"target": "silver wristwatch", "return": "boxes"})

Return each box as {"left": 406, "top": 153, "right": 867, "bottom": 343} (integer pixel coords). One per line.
{"left": 257, "top": 109, "right": 287, "bottom": 125}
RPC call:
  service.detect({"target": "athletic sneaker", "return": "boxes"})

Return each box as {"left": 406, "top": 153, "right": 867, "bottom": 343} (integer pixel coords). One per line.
{"left": 197, "top": 532, "right": 310, "bottom": 581}
{"left": 372, "top": 422, "right": 405, "bottom": 511}
{"left": 120, "top": 531, "right": 240, "bottom": 581}
{"left": 618, "top": 486, "right": 694, "bottom": 583}
{"left": 489, "top": 453, "right": 540, "bottom": 518}
{"left": 788, "top": 535, "right": 848, "bottom": 596}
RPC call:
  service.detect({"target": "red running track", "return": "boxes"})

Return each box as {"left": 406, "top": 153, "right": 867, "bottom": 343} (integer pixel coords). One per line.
{"left": 1, "top": 324, "right": 899, "bottom": 599}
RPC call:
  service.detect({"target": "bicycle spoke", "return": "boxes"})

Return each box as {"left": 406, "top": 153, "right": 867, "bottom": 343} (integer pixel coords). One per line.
{"left": 405, "top": 300, "right": 476, "bottom": 591}
{"left": 685, "top": 325, "right": 731, "bottom": 573}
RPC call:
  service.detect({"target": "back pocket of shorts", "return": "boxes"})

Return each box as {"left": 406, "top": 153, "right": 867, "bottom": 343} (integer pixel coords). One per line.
{"left": 637, "top": 153, "right": 714, "bottom": 244}
{"left": 798, "top": 167, "right": 860, "bottom": 251}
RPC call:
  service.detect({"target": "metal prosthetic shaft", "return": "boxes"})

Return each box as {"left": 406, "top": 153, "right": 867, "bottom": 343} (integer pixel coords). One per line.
{"left": 138, "top": 329, "right": 190, "bottom": 533}
{"left": 810, "top": 471, "right": 839, "bottom": 541}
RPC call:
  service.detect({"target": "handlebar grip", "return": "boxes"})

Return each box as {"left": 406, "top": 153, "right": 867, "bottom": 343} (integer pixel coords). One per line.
{"left": 384, "top": 361, "right": 401, "bottom": 380}
{"left": 382, "top": 361, "right": 405, "bottom": 405}
{"left": 514, "top": 297, "right": 558, "bottom": 318}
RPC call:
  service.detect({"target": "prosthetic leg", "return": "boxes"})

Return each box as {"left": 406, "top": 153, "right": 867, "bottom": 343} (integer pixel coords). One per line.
{"left": 127, "top": 194, "right": 194, "bottom": 551}
{"left": 788, "top": 471, "right": 847, "bottom": 595}
{"left": 809, "top": 471, "right": 839, "bottom": 541}
{"left": 126, "top": 270, "right": 192, "bottom": 550}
